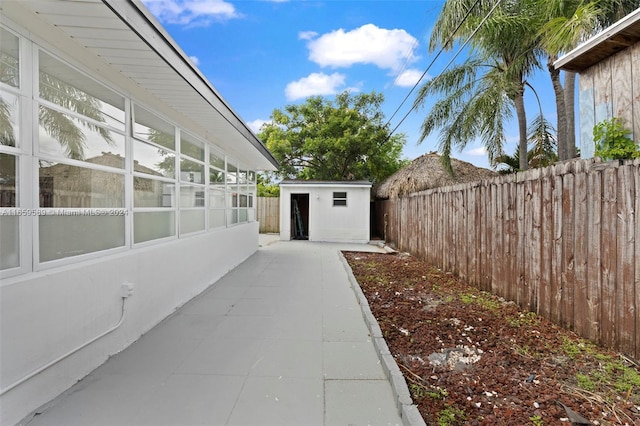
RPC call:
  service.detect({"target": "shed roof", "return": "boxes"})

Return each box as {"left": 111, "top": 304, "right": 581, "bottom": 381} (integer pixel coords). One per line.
{"left": 280, "top": 180, "right": 372, "bottom": 187}
{"left": 3, "top": 0, "right": 278, "bottom": 171}
{"left": 555, "top": 8, "right": 640, "bottom": 72}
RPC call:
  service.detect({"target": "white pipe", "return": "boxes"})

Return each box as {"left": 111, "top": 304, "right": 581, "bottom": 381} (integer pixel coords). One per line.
{"left": 0, "top": 296, "right": 127, "bottom": 396}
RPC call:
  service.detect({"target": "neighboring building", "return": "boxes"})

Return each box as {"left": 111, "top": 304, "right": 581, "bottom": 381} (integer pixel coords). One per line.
{"left": 279, "top": 180, "right": 372, "bottom": 243}
{"left": 555, "top": 8, "right": 640, "bottom": 158}
{"left": 0, "top": 1, "right": 278, "bottom": 424}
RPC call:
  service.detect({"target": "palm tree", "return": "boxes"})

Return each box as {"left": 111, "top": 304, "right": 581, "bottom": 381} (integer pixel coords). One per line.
{"left": 495, "top": 114, "right": 557, "bottom": 173}
{"left": 537, "top": 0, "right": 640, "bottom": 161}
{"left": 418, "top": 0, "right": 542, "bottom": 172}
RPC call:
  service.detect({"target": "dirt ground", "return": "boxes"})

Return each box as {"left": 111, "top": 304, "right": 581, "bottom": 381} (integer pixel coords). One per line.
{"left": 343, "top": 251, "right": 640, "bottom": 426}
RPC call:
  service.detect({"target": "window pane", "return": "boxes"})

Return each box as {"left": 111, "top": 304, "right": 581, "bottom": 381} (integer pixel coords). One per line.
{"left": 239, "top": 194, "right": 248, "bottom": 207}
{"left": 0, "top": 91, "right": 19, "bottom": 147}
{"left": 180, "top": 158, "right": 204, "bottom": 184}
{"left": 0, "top": 27, "right": 19, "bottom": 88}
{"left": 209, "top": 168, "right": 225, "bottom": 184}
{"left": 333, "top": 199, "right": 347, "bottom": 206}
{"left": 134, "top": 177, "right": 175, "bottom": 208}
{"left": 181, "top": 134, "right": 204, "bottom": 161}
{"left": 0, "top": 153, "right": 16, "bottom": 206}
{"left": 248, "top": 171, "right": 255, "bottom": 182}
{"left": 39, "top": 106, "right": 125, "bottom": 164}
{"left": 181, "top": 185, "right": 205, "bottom": 207}
{"left": 227, "top": 162, "right": 237, "bottom": 173}
{"left": 209, "top": 209, "right": 225, "bottom": 228}
{"left": 228, "top": 209, "right": 238, "bottom": 225}
{"left": 39, "top": 52, "right": 125, "bottom": 131}
{"left": 133, "top": 105, "right": 174, "bottom": 149}
{"left": 39, "top": 215, "right": 125, "bottom": 262}
{"left": 209, "top": 150, "right": 224, "bottom": 170}
{"left": 239, "top": 209, "right": 247, "bottom": 222}
{"left": 209, "top": 189, "right": 224, "bottom": 208}
{"left": 134, "top": 139, "right": 175, "bottom": 178}
{"left": 134, "top": 211, "right": 175, "bottom": 243}
{"left": 248, "top": 208, "right": 255, "bottom": 222}
{"left": 39, "top": 162, "right": 124, "bottom": 208}
{"left": 181, "top": 209, "right": 204, "bottom": 234}
{"left": 0, "top": 216, "right": 19, "bottom": 269}
{"left": 334, "top": 192, "right": 347, "bottom": 198}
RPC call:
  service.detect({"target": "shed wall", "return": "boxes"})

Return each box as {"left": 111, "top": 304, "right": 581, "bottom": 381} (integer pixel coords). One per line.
{"left": 279, "top": 185, "right": 371, "bottom": 243}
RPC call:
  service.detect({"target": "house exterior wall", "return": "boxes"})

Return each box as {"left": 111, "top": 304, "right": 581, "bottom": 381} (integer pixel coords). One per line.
{"left": 279, "top": 183, "right": 371, "bottom": 243}
{"left": 0, "top": 5, "right": 270, "bottom": 425}
{"left": 577, "top": 41, "right": 640, "bottom": 157}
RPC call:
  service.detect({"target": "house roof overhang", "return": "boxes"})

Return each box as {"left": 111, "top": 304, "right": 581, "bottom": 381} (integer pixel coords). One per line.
{"left": 1, "top": 0, "right": 278, "bottom": 171}
{"left": 555, "top": 8, "right": 640, "bottom": 73}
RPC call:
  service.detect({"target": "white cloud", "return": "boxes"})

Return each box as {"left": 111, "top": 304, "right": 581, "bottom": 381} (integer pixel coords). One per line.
{"left": 285, "top": 72, "right": 348, "bottom": 101}
{"left": 466, "top": 146, "right": 487, "bottom": 156}
{"left": 298, "top": 31, "right": 318, "bottom": 41}
{"left": 189, "top": 55, "right": 200, "bottom": 66}
{"left": 306, "top": 24, "right": 418, "bottom": 71}
{"left": 247, "top": 119, "right": 270, "bottom": 133}
{"left": 394, "top": 68, "right": 428, "bottom": 87}
{"left": 141, "top": 0, "right": 239, "bottom": 26}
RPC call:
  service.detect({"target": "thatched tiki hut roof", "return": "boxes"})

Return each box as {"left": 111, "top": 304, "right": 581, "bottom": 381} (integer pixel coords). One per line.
{"left": 374, "top": 152, "right": 497, "bottom": 199}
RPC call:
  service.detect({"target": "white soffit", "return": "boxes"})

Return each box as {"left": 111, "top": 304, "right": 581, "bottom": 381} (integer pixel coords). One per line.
{"left": 6, "top": 0, "right": 278, "bottom": 171}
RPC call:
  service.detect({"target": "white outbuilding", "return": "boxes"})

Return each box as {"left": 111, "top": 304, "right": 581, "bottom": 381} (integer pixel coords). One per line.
{"left": 279, "top": 180, "right": 372, "bottom": 243}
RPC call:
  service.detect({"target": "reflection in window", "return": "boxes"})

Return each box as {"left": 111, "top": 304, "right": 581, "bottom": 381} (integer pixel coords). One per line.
{"left": 180, "top": 158, "right": 204, "bottom": 184}
{"left": 40, "top": 215, "right": 125, "bottom": 262}
{"left": 39, "top": 162, "right": 124, "bottom": 208}
{"left": 0, "top": 27, "right": 19, "bottom": 88}
{"left": 38, "top": 106, "right": 125, "bottom": 163}
{"left": 0, "top": 153, "right": 16, "bottom": 207}
{"left": 180, "top": 185, "right": 205, "bottom": 208}
{"left": 133, "top": 105, "right": 175, "bottom": 150}
{"left": 134, "top": 177, "right": 174, "bottom": 208}
{"left": 210, "top": 150, "right": 224, "bottom": 170}
{"left": 209, "top": 168, "right": 225, "bottom": 184}
{"left": 134, "top": 211, "right": 175, "bottom": 243}
{"left": 0, "top": 91, "right": 19, "bottom": 147}
{"left": 134, "top": 140, "right": 175, "bottom": 178}
{"left": 181, "top": 134, "right": 204, "bottom": 161}
{"left": 39, "top": 51, "right": 125, "bottom": 131}
{"left": 209, "top": 189, "right": 225, "bottom": 208}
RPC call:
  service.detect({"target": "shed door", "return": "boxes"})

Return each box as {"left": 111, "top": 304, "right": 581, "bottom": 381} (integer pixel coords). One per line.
{"left": 290, "top": 193, "right": 309, "bottom": 240}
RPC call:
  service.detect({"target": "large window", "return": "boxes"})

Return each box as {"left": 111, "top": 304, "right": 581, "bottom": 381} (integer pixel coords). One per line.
{"left": 0, "top": 25, "right": 259, "bottom": 275}
{"left": 1, "top": 27, "right": 22, "bottom": 271}
{"left": 36, "top": 52, "right": 127, "bottom": 262}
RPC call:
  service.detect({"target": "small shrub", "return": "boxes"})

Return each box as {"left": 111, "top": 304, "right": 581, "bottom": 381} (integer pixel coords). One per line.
{"left": 593, "top": 117, "right": 640, "bottom": 161}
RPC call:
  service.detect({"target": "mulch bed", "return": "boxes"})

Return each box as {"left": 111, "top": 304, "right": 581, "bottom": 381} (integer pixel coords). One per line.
{"left": 343, "top": 250, "right": 640, "bottom": 426}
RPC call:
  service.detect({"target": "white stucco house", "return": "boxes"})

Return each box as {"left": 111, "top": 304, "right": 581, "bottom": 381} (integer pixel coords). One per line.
{"left": 279, "top": 180, "right": 372, "bottom": 243}
{"left": 0, "top": 1, "right": 278, "bottom": 424}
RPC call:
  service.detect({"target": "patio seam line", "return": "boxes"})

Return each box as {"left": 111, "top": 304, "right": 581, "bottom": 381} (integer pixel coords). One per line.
{"left": 338, "top": 250, "right": 427, "bottom": 426}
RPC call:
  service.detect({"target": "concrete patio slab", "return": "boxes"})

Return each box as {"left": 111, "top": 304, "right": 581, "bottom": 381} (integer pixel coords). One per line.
{"left": 22, "top": 237, "right": 407, "bottom": 426}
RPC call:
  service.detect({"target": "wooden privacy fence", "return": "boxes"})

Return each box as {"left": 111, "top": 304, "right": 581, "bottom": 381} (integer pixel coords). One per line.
{"left": 375, "top": 158, "right": 640, "bottom": 360}
{"left": 257, "top": 197, "right": 280, "bottom": 233}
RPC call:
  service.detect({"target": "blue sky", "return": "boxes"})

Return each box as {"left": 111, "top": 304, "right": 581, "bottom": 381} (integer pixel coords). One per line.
{"left": 140, "top": 0, "right": 560, "bottom": 170}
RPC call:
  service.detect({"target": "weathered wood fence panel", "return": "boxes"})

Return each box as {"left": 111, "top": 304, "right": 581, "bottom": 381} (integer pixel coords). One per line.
{"left": 256, "top": 197, "right": 280, "bottom": 233}
{"left": 375, "top": 158, "right": 640, "bottom": 360}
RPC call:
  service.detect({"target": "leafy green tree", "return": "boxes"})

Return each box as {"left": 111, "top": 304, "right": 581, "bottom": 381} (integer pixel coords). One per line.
{"left": 257, "top": 172, "right": 280, "bottom": 197}
{"left": 258, "top": 91, "right": 408, "bottom": 184}
{"left": 593, "top": 117, "right": 640, "bottom": 161}
{"left": 496, "top": 114, "right": 558, "bottom": 174}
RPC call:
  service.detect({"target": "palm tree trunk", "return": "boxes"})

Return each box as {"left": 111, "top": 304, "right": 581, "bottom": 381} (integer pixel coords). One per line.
{"left": 564, "top": 71, "right": 577, "bottom": 158}
{"left": 515, "top": 83, "right": 528, "bottom": 171}
{"left": 548, "top": 56, "right": 567, "bottom": 161}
